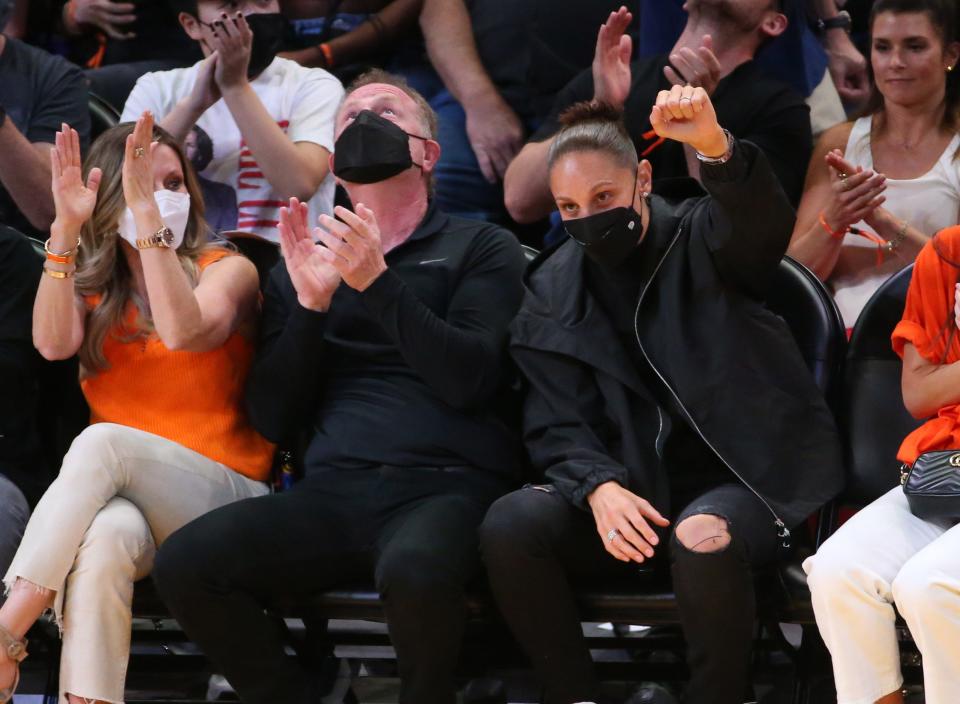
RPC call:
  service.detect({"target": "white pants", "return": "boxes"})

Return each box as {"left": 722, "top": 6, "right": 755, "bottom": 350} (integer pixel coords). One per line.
{"left": 803, "top": 487, "right": 960, "bottom": 704}
{"left": 3, "top": 423, "right": 269, "bottom": 704}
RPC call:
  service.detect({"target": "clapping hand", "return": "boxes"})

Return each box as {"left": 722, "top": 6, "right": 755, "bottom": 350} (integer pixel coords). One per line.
{"left": 121, "top": 112, "right": 161, "bottom": 219}
{"left": 664, "top": 34, "right": 721, "bottom": 96}
{"left": 315, "top": 205, "right": 388, "bottom": 292}
{"left": 278, "top": 198, "right": 342, "bottom": 312}
{"left": 823, "top": 150, "right": 886, "bottom": 233}
{"left": 50, "top": 123, "right": 102, "bottom": 234}
{"left": 187, "top": 53, "right": 223, "bottom": 115}
{"left": 206, "top": 11, "right": 253, "bottom": 90}
{"left": 592, "top": 6, "right": 633, "bottom": 110}
{"left": 649, "top": 85, "right": 727, "bottom": 157}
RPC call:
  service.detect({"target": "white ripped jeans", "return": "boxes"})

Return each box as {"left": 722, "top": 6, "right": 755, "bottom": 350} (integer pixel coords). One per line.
{"left": 803, "top": 486, "right": 960, "bottom": 704}
{"left": 3, "top": 423, "right": 269, "bottom": 704}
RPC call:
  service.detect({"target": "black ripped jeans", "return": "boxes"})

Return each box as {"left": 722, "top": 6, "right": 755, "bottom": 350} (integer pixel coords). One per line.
{"left": 479, "top": 482, "right": 780, "bottom": 704}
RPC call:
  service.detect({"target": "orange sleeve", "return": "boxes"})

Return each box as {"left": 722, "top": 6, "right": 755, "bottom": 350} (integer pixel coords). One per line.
{"left": 891, "top": 227, "right": 960, "bottom": 364}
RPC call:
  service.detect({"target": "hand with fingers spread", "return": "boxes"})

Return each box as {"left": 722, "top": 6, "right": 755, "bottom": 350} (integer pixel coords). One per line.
{"left": 664, "top": 34, "right": 721, "bottom": 96}
{"left": 71, "top": 0, "right": 137, "bottom": 40}
{"left": 315, "top": 204, "right": 388, "bottom": 292}
{"left": 822, "top": 149, "right": 886, "bottom": 234}
{"left": 592, "top": 5, "right": 633, "bottom": 110}
{"left": 50, "top": 123, "right": 102, "bottom": 235}
{"left": 207, "top": 11, "right": 253, "bottom": 91}
{"left": 649, "top": 84, "right": 727, "bottom": 157}
{"left": 121, "top": 112, "right": 161, "bottom": 218}
{"left": 278, "top": 198, "right": 341, "bottom": 312}
{"left": 587, "top": 481, "right": 670, "bottom": 563}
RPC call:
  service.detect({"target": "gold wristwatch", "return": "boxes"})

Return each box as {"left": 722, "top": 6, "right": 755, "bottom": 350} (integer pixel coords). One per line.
{"left": 136, "top": 226, "right": 175, "bottom": 250}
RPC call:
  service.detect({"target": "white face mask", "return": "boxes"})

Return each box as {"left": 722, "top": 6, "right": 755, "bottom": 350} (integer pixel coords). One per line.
{"left": 117, "top": 190, "right": 192, "bottom": 250}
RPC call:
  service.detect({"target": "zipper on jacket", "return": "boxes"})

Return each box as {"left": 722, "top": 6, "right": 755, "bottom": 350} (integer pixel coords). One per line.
{"left": 632, "top": 224, "right": 791, "bottom": 549}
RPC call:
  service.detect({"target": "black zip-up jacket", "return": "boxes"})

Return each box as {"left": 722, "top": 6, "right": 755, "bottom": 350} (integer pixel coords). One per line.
{"left": 509, "top": 139, "right": 845, "bottom": 532}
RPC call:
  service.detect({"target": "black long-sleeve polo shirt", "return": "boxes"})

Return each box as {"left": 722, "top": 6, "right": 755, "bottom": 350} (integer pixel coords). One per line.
{"left": 245, "top": 203, "right": 525, "bottom": 477}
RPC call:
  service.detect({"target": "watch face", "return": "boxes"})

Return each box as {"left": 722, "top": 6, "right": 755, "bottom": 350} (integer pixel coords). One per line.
{"left": 160, "top": 228, "right": 175, "bottom": 247}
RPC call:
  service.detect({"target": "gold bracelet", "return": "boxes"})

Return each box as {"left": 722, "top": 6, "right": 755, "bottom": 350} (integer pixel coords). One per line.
{"left": 886, "top": 220, "right": 910, "bottom": 252}
{"left": 43, "top": 264, "right": 75, "bottom": 279}
{"left": 44, "top": 235, "right": 81, "bottom": 259}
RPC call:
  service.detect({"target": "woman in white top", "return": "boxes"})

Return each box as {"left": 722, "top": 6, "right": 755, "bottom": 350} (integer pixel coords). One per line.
{"left": 788, "top": 0, "right": 960, "bottom": 330}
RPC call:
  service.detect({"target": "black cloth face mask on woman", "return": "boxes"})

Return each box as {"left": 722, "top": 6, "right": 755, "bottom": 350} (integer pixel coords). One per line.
{"left": 563, "top": 180, "right": 644, "bottom": 268}
{"left": 333, "top": 110, "right": 430, "bottom": 184}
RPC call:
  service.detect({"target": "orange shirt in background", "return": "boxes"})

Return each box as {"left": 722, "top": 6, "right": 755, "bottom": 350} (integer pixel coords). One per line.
{"left": 892, "top": 225, "right": 960, "bottom": 466}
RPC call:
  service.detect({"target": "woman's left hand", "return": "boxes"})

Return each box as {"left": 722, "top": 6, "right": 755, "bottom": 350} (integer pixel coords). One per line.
{"left": 121, "top": 111, "right": 159, "bottom": 217}
{"left": 649, "top": 84, "right": 728, "bottom": 158}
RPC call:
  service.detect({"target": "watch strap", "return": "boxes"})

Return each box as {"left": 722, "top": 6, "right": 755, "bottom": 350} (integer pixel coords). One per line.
{"left": 818, "top": 10, "right": 852, "bottom": 33}
{"left": 136, "top": 226, "right": 174, "bottom": 250}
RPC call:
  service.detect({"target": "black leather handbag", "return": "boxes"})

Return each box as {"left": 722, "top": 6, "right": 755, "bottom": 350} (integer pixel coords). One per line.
{"left": 901, "top": 450, "right": 960, "bottom": 520}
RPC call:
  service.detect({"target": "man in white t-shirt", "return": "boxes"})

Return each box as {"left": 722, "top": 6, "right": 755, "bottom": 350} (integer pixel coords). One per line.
{"left": 122, "top": 0, "right": 344, "bottom": 242}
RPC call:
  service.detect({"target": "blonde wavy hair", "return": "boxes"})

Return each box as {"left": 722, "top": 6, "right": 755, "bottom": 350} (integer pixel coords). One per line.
{"left": 75, "top": 122, "right": 215, "bottom": 376}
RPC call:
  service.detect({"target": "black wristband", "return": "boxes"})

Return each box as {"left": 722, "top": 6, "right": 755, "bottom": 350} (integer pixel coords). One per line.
{"left": 817, "top": 10, "right": 852, "bottom": 34}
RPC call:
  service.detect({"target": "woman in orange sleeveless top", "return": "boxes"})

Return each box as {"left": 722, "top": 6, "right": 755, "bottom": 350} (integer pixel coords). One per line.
{"left": 804, "top": 225, "right": 960, "bottom": 704}
{"left": 0, "top": 112, "right": 274, "bottom": 704}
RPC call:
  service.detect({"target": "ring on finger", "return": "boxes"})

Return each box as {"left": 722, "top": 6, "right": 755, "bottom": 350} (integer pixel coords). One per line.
{"left": 607, "top": 528, "right": 620, "bottom": 542}
{"left": 680, "top": 96, "right": 693, "bottom": 103}
{"left": 134, "top": 146, "right": 145, "bottom": 159}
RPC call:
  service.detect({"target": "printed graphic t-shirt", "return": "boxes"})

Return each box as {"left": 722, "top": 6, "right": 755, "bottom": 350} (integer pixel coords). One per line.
{"left": 122, "top": 57, "right": 343, "bottom": 242}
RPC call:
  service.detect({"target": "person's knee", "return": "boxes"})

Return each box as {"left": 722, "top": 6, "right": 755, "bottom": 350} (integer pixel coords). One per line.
{"left": 60, "top": 423, "right": 132, "bottom": 478}
{"left": 891, "top": 561, "right": 957, "bottom": 621}
{"left": 674, "top": 513, "right": 731, "bottom": 554}
{"left": 479, "top": 489, "right": 555, "bottom": 562}
{"left": 803, "top": 537, "right": 871, "bottom": 605}
{"left": 152, "top": 522, "right": 216, "bottom": 602}
{"left": 376, "top": 547, "right": 458, "bottom": 605}
{"left": 77, "top": 501, "right": 154, "bottom": 580}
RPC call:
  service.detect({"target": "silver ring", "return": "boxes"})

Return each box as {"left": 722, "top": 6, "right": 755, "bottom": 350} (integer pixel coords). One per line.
{"left": 607, "top": 528, "right": 620, "bottom": 542}
{"left": 680, "top": 96, "right": 693, "bottom": 103}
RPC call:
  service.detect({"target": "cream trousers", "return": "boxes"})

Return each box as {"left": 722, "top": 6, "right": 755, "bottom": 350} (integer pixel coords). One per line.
{"left": 3, "top": 423, "right": 269, "bottom": 704}
{"left": 803, "top": 486, "right": 960, "bottom": 704}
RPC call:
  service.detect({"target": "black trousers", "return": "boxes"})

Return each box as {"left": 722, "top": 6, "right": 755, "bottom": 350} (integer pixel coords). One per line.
{"left": 479, "top": 482, "right": 780, "bottom": 704}
{"left": 152, "top": 465, "right": 508, "bottom": 704}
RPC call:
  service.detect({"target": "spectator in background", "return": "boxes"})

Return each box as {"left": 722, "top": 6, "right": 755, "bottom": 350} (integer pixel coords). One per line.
{"left": 788, "top": 0, "right": 960, "bottom": 331}
{"left": 0, "top": 226, "right": 44, "bottom": 593}
{"left": 123, "top": 0, "right": 343, "bottom": 243}
{"left": 482, "top": 92, "right": 843, "bottom": 704}
{"left": 151, "top": 72, "right": 524, "bottom": 704}
{"left": 417, "top": 0, "right": 631, "bottom": 224}
{"left": 184, "top": 125, "right": 238, "bottom": 232}
{"left": 504, "top": 3, "right": 813, "bottom": 228}
{"left": 637, "top": 0, "right": 866, "bottom": 129}
{"left": 58, "top": 0, "right": 202, "bottom": 111}
{"left": 0, "top": 114, "right": 273, "bottom": 704}
{"left": 0, "top": 11, "right": 90, "bottom": 237}
{"left": 278, "top": 0, "right": 423, "bottom": 84}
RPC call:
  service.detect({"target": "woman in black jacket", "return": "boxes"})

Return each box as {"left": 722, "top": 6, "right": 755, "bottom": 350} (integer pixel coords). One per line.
{"left": 480, "top": 86, "right": 845, "bottom": 704}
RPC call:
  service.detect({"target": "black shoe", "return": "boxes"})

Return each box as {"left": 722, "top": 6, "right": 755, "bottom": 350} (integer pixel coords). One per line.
{"left": 624, "top": 682, "right": 680, "bottom": 704}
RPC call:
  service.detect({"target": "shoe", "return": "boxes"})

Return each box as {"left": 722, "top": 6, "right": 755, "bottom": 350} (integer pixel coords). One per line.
{"left": 0, "top": 623, "right": 27, "bottom": 703}
{"left": 624, "top": 682, "right": 679, "bottom": 704}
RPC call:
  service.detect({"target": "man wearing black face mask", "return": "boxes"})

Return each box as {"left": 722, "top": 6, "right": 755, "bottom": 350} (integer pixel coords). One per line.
{"left": 151, "top": 71, "right": 525, "bottom": 704}
{"left": 122, "top": 0, "right": 343, "bottom": 241}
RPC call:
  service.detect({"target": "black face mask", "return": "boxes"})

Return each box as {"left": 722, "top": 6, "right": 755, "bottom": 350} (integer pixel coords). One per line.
{"left": 245, "top": 13, "right": 286, "bottom": 78}
{"left": 332, "top": 110, "right": 428, "bottom": 184}
{"left": 563, "top": 187, "right": 644, "bottom": 268}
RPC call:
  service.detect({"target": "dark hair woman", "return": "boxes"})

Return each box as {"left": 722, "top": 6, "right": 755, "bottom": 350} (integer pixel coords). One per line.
{"left": 788, "top": 0, "right": 960, "bottom": 332}
{"left": 479, "top": 86, "right": 844, "bottom": 704}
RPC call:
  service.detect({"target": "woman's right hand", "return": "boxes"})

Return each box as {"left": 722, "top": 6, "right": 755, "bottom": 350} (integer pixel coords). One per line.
{"left": 586, "top": 481, "right": 670, "bottom": 563}
{"left": 822, "top": 149, "right": 887, "bottom": 233}
{"left": 50, "top": 123, "right": 102, "bottom": 237}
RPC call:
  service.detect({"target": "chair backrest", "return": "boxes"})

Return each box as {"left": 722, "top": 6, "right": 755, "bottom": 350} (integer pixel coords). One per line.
{"left": 224, "top": 233, "right": 280, "bottom": 293}
{"left": 765, "top": 256, "right": 847, "bottom": 404}
{"left": 88, "top": 92, "right": 121, "bottom": 141}
{"left": 842, "top": 264, "right": 920, "bottom": 504}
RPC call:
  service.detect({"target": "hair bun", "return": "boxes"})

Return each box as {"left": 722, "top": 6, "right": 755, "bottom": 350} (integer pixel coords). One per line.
{"left": 558, "top": 101, "right": 626, "bottom": 128}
